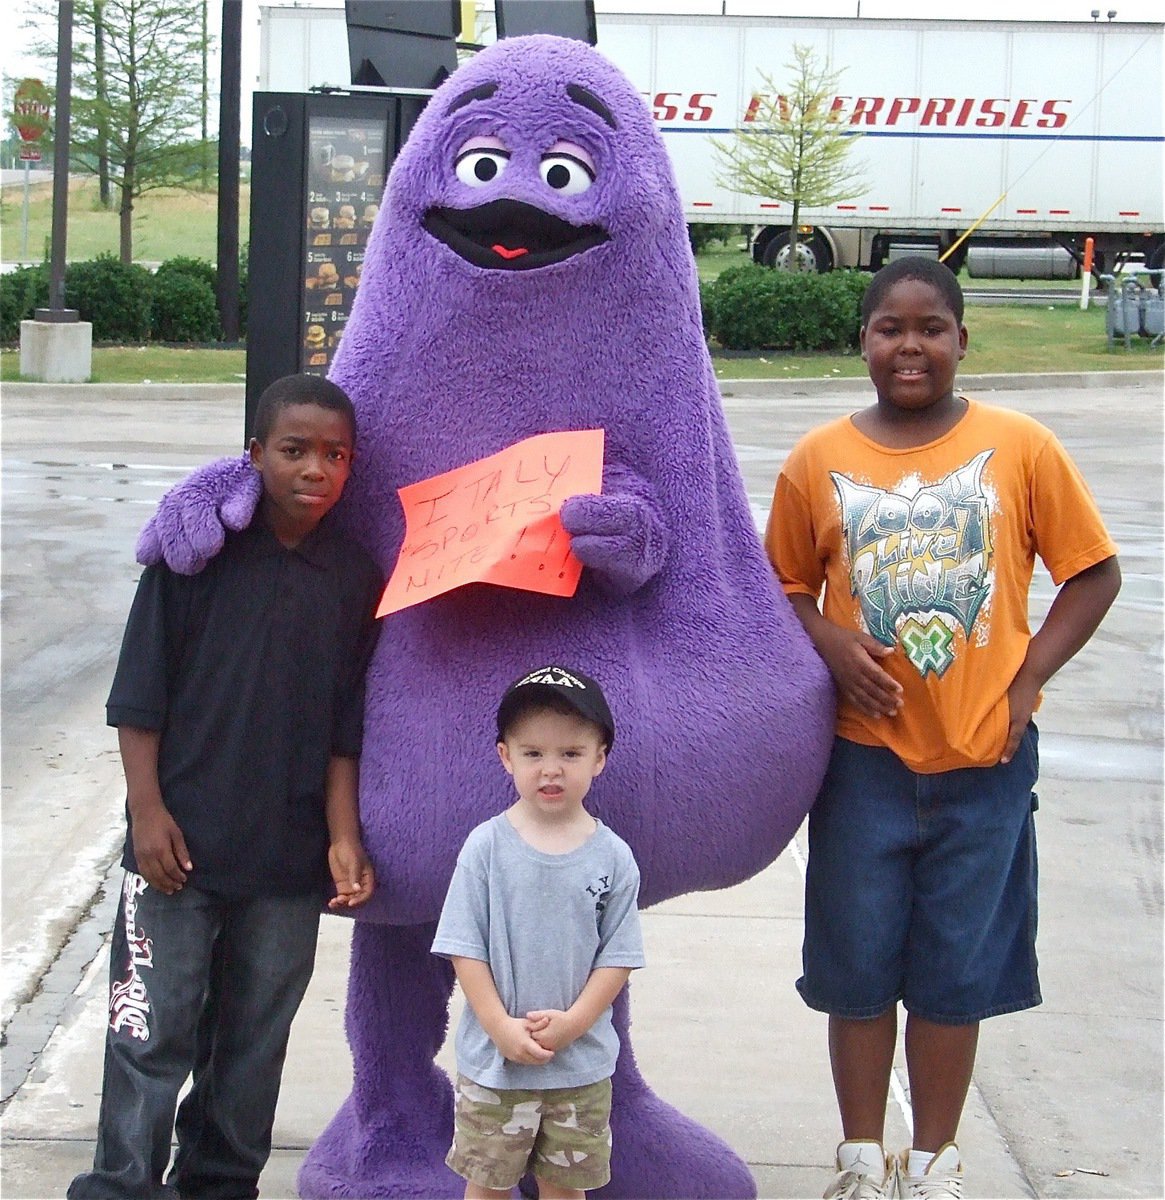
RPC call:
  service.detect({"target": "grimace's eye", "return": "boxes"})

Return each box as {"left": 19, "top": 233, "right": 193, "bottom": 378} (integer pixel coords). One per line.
{"left": 539, "top": 153, "right": 595, "bottom": 195}
{"left": 455, "top": 148, "right": 511, "bottom": 186}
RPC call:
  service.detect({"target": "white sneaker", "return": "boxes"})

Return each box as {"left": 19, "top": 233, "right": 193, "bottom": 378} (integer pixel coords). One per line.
{"left": 897, "top": 1143, "right": 964, "bottom": 1199}
{"left": 824, "top": 1140, "right": 898, "bottom": 1199}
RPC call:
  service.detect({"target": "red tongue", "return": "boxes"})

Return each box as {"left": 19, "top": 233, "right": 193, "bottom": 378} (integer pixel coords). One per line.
{"left": 492, "top": 244, "right": 528, "bottom": 260}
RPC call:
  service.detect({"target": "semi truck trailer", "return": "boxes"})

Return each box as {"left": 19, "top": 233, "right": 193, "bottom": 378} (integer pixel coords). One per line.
{"left": 259, "top": 6, "right": 1164, "bottom": 277}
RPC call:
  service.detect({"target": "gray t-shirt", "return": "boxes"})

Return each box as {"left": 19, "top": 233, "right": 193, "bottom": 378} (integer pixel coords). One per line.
{"left": 432, "top": 813, "right": 645, "bottom": 1090}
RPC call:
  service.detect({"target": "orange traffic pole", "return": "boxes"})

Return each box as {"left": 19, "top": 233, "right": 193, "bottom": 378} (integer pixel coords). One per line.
{"left": 1079, "top": 236, "right": 1095, "bottom": 310}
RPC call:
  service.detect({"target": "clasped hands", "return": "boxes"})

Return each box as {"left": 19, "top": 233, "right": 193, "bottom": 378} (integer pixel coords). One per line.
{"left": 493, "top": 1009, "right": 581, "bottom": 1066}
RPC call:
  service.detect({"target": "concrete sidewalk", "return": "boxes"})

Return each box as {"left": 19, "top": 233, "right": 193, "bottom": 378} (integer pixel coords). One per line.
{"left": 2, "top": 377, "right": 1160, "bottom": 1199}
{"left": 0, "top": 839, "right": 1035, "bottom": 1200}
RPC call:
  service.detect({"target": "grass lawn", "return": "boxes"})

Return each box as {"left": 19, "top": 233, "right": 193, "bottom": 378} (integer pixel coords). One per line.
{"left": 1, "top": 177, "right": 248, "bottom": 264}
{"left": 1, "top": 345, "right": 246, "bottom": 384}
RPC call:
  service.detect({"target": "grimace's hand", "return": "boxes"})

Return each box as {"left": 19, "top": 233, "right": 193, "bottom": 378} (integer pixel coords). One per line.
{"left": 561, "top": 473, "right": 668, "bottom": 596}
{"left": 136, "top": 454, "right": 262, "bottom": 574}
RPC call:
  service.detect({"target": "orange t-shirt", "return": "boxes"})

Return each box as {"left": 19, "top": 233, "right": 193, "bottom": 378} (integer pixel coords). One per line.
{"left": 766, "top": 398, "right": 1118, "bottom": 772}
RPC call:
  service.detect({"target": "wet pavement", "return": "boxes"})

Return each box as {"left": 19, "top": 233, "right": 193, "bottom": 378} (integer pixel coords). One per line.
{"left": 1, "top": 373, "right": 1161, "bottom": 1198}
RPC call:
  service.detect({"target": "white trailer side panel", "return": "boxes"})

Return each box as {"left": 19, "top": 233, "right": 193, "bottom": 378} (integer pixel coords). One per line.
{"left": 595, "top": 15, "right": 1164, "bottom": 234}
{"left": 260, "top": 6, "right": 351, "bottom": 94}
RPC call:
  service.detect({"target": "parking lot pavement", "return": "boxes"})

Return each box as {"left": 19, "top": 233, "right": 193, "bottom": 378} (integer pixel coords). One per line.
{"left": 2, "top": 375, "right": 1161, "bottom": 1198}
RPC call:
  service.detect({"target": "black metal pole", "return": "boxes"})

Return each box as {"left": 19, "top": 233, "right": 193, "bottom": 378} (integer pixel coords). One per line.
{"left": 39, "top": 0, "right": 77, "bottom": 321}
{"left": 216, "top": 0, "right": 242, "bottom": 342}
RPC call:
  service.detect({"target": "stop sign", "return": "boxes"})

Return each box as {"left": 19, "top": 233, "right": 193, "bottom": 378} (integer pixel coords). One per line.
{"left": 13, "top": 78, "right": 51, "bottom": 145}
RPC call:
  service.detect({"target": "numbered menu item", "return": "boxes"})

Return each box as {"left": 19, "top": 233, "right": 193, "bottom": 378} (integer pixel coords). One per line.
{"left": 301, "top": 115, "right": 387, "bottom": 374}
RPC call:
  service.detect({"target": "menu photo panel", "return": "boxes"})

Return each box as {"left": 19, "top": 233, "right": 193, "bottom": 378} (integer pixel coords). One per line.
{"left": 302, "top": 114, "right": 388, "bottom": 374}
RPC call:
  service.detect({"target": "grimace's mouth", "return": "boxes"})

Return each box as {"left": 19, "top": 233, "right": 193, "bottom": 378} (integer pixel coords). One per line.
{"left": 423, "top": 198, "right": 608, "bottom": 270}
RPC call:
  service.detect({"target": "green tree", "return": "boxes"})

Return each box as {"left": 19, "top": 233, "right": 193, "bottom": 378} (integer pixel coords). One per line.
{"left": 713, "top": 44, "right": 867, "bottom": 271}
{"left": 26, "top": 0, "right": 212, "bottom": 263}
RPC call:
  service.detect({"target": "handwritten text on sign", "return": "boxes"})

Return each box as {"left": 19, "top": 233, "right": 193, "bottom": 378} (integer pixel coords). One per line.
{"left": 377, "top": 429, "right": 605, "bottom": 617}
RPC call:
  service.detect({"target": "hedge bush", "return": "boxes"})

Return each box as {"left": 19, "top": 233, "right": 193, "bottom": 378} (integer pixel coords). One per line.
{"left": 687, "top": 223, "right": 744, "bottom": 255}
{"left": 6, "top": 251, "right": 869, "bottom": 352}
{"left": 151, "top": 269, "right": 222, "bottom": 343}
{"left": 701, "top": 264, "right": 869, "bottom": 352}
{"left": 0, "top": 252, "right": 250, "bottom": 344}
{"left": 65, "top": 254, "right": 153, "bottom": 342}
{"left": 154, "top": 252, "right": 248, "bottom": 340}
{"left": 154, "top": 255, "right": 217, "bottom": 292}
{"left": 0, "top": 264, "right": 51, "bottom": 342}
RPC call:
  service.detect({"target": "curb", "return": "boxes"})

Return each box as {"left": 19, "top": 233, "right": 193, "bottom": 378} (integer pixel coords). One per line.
{"left": 3, "top": 371, "right": 1161, "bottom": 403}
{"left": 717, "top": 369, "right": 1164, "bottom": 399}
{"left": 1, "top": 382, "right": 243, "bottom": 400}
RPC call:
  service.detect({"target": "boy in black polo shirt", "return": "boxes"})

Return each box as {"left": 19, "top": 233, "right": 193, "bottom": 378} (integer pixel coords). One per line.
{"left": 69, "top": 375, "right": 382, "bottom": 1200}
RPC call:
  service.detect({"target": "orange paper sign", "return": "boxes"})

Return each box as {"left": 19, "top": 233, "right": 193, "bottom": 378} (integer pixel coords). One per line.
{"left": 377, "top": 429, "right": 605, "bottom": 617}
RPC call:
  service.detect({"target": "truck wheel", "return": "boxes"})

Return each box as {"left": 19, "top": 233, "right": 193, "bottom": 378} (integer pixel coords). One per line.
{"left": 761, "top": 231, "right": 833, "bottom": 272}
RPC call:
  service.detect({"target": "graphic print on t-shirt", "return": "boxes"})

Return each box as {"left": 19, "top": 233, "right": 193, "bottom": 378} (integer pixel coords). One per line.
{"left": 831, "top": 449, "right": 994, "bottom": 678}
{"left": 586, "top": 873, "right": 611, "bottom": 919}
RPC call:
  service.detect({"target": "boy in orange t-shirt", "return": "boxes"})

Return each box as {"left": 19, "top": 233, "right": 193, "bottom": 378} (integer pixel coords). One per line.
{"left": 766, "top": 257, "right": 1120, "bottom": 1200}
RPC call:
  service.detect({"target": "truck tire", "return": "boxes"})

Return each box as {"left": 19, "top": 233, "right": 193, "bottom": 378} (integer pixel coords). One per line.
{"left": 761, "top": 231, "right": 834, "bottom": 272}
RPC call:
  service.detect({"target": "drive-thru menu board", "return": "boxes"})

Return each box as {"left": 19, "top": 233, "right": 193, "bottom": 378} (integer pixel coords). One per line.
{"left": 302, "top": 115, "right": 387, "bottom": 374}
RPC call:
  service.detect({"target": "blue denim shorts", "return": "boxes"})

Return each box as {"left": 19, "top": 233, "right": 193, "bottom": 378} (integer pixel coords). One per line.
{"left": 798, "top": 728, "right": 1042, "bottom": 1025}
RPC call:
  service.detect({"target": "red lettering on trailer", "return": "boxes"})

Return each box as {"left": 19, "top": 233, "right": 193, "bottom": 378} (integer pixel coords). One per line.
{"left": 850, "top": 97, "right": 885, "bottom": 124}
{"left": 741, "top": 93, "right": 789, "bottom": 122}
{"left": 1016, "top": 208, "right": 1038, "bottom": 214}
{"left": 869, "top": 205, "right": 890, "bottom": 211}
{"left": 805, "top": 95, "right": 841, "bottom": 122}
{"left": 670, "top": 91, "right": 1075, "bottom": 131}
{"left": 921, "top": 98, "right": 956, "bottom": 125}
{"left": 759, "top": 202, "right": 782, "bottom": 208}
{"left": 954, "top": 98, "right": 977, "bottom": 126}
{"left": 941, "top": 207, "right": 962, "bottom": 213}
{"left": 691, "top": 201, "right": 714, "bottom": 207}
{"left": 1049, "top": 209, "right": 1070, "bottom": 214}
{"left": 653, "top": 92, "right": 681, "bottom": 121}
{"left": 887, "top": 97, "right": 921, "bottom": 125}
{"left": 1038, "top": 100, "right": 1069, "bottom": 129}
{"left": 1119, "top": 210, "right": 1141, "bottom": 216}
{"left": 684, "top": 93, "right": 715, "bottom": 122}
{"left": 975, "top": 99, "right": 1008, "bottom": 128}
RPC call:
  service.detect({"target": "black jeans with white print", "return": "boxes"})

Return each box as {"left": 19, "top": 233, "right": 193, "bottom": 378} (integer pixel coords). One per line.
{"left": 67, "top": 875, "right": 319, "bottom": 1200}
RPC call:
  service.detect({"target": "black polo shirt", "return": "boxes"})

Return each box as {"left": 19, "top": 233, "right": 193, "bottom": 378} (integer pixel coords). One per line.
{"left": 107, "top": 517, "right": 383, "bottom": 898}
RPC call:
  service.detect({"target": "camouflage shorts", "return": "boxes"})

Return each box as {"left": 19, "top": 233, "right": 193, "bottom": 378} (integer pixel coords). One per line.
{"left": 446, "top": 1073, "right": 613, "bottom": 1190}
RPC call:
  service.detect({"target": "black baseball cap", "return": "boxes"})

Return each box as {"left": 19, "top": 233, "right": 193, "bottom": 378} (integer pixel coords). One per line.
{"left": 496, "top": 666, "right": 615, "bottom": 750}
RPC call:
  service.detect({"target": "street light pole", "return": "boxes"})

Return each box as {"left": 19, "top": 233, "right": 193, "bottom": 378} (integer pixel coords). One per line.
{"left": 217, "top": 0, "right": 242, "bottom": 343}
{"left": 38, "top": 1, "right": 77, "bottom": 322}
{"left": 21, "top": 0, "right": 90, "bottom": 380}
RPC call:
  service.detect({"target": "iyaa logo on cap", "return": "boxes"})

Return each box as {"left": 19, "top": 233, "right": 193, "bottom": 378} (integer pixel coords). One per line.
{"left": 514, "top": 666, "right": 589, "bottom": 691}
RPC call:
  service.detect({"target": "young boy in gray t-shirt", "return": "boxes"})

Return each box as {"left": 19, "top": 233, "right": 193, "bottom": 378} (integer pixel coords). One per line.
{"left": 432, "top": 665, "right": 645, "bottom": 1199}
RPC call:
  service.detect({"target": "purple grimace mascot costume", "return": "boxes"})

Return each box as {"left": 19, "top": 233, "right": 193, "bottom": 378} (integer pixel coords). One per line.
{"left": 140, "top": 35, "right": 833, "bottom": 1199}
